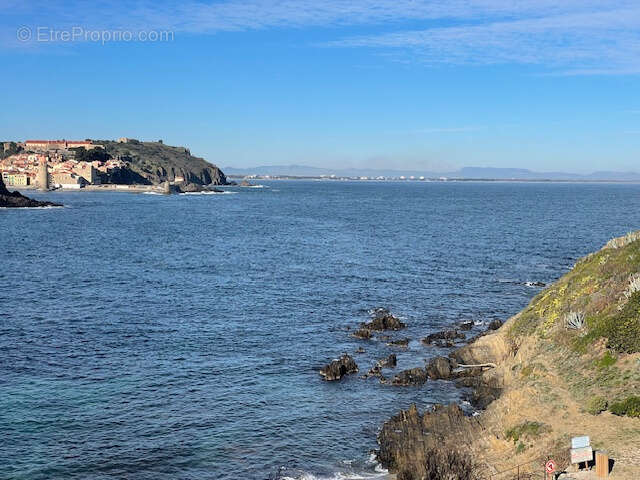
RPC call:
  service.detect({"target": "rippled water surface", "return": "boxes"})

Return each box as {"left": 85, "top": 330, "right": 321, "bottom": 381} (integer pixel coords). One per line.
{"left": 3, "top": 181, "right": 640, "bottom": 479}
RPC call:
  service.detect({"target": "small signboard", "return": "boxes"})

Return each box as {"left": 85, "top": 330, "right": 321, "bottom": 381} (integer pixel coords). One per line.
{"left": 545, "top": 459, "right": 556, "bottom": 473}
{"left": 571, "top": 446, "right": 593, "bottom": 464}
{"left": 572, "top": 436, "right": 590, "bottom": 449}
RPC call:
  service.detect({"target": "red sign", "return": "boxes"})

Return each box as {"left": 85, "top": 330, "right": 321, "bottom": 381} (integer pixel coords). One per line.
{"left": 545, "top": 460, "right": 556, "bottom": 473}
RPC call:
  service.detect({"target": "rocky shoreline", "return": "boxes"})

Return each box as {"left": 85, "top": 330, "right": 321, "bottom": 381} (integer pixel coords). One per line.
{"left": 355, "top": 231, "right": 640, "bottom": 480}
{"left": 0, "top": 177, "right": 61, "bottom": 208}
{"left": 318, "top": 306, "right": 511, "bottom": 479}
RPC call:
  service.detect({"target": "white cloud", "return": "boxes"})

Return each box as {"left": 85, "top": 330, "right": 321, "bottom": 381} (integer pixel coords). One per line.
{"left": 2, "top": 0, "right": 639, "bottom": 74}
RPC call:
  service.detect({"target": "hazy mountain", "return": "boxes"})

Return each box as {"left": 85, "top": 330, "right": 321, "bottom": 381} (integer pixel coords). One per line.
{"left": 224, "top": 164, "right": 640, "bottom": 181}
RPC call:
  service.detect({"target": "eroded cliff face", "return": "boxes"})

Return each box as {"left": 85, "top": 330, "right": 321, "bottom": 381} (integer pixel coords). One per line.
{"left": 377, "top": 329, "right": 512, "bottom": 479}
{"left": 377, "top": 232, "right": 640, "bottom": 480}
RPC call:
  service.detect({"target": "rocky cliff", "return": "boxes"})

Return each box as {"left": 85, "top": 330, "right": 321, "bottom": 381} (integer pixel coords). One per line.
{"left": 0, "top": 176, "right": 61, "bottom": 208}
{"left": 96, "top": 140, "right": 227, "bottom": 185}
{"left": 379, "top": 231, "right": 640, "bottom": 480}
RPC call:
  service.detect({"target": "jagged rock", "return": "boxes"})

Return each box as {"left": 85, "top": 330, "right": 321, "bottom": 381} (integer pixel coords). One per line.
{"left": 364, "top": 354, "right": 398, "bottom": 379}
{"left": 352, "top": 327, "right": 372, "bottom": 339}
{"left": 426, "top": 356, "right": 452, "bottom": 380}
{"left": 180, "top": 182, "right": 204, "bottom": 192}
{"left": 391, "top": 367, "right": 428, "bottom": 386}
{"left": 377, "top": 403, "right": 484, "bottom": 479}
{"left": 364, "top": 364, "right": 383, "bottom": 378}
{"left": 0, "top": 177, "right": 61, "bottom": 208}
{"left": 487, "top": 319, "right": 503, "bottom": 331}
{"left": 387, "top": 338, "right": 409, "bottom": 348}
{"left": 459, "top": 321, "right": 474, "bottom": 331}
{"left": 379, "top": 354, "right": 397, "bottom": 368}
{"left": 459, "top": 377, "right": 502, "bottom": 409}
{"left": 319, "top": 354, "right": 358, "bottom": 381}
{"left": 362, "top": 308, "right": 406, "bottom": 331}
{"left": 421, "top": 329, "right": 465, "bottom": 346}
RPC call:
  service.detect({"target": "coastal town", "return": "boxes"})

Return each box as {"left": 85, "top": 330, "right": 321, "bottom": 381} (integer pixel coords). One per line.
{"left": 0, "top": 139, "right": 128, "bottom": 189}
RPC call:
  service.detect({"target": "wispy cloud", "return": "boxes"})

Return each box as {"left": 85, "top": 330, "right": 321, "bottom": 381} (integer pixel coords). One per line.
{"left": 325, "top": 6, "right": 640, "bottom": 74}
{"left": 2, "top": 1, "right": 639, "bottom": 74}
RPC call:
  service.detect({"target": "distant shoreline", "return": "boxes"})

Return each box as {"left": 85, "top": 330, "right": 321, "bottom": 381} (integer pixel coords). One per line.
{"left": 227, "top": 175, "right": 640, "bottom": 184}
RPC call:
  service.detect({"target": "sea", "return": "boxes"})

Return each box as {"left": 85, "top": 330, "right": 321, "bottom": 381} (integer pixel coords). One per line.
{"left": 2, "top": 180, "right": 640, "bottom": 480}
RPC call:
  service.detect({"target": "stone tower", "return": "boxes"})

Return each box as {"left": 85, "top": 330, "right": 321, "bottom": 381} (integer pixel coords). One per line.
{"left": 37, "top": 157, "right": 49, "bottom": 190}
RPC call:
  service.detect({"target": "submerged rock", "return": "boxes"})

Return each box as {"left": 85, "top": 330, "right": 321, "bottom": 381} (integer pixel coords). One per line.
{"left": 387, "top": 338, "right": 409, "bottom": 348}
{"left": 391, "top": 367, "right": 428, "bottom": 386}
{"left": 319, "top": 354, "right": 359, "bottom": 381}
{"left": 352, "top": 327, "right": 372, "bottom": 340}
{"left": 459, "top": 321, "right": 474, "bottom": 331}
{"left": 421, "top": 329, "right": 465, "bottom": 346}
{"left": 363, "top": 354, "right": 398, "bottom": 379}
{"left": 379, "top": 354, "right": 397, "bottom": 368}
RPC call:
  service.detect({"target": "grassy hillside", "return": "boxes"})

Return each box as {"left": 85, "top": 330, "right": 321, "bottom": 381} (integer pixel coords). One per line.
{"left": 467, "top": 231, "right": 640, "bottom": 478}
{"left": 96, "top": 140, "right": 227, "bottom": 185}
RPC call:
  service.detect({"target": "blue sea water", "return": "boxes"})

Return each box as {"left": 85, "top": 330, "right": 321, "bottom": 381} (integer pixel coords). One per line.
{"left": 2, "top": 181, "right": 640, "bottom": 480}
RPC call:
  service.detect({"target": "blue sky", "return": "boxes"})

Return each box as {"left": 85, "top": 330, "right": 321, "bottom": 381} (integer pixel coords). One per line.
{"left": 1, "top": 1, "right": 639, "bottom": 172}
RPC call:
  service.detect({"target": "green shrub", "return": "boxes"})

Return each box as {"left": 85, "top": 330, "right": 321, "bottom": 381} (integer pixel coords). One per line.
{"left": 609, "top": 396, "right": 640, "bottom": 417}
{"left": 605, "top": 292, "right": 640, "bottom": 353}
{"left": 586, "top": 396, "right": 608, "bottom": 415}
{"left": 505, "top": 421, "right": 547, "bottom": 443}
{"left": 596, "top": 351, "right": 617, "bottom": 369}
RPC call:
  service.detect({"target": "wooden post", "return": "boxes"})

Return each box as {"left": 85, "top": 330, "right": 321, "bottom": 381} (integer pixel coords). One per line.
{"left": 596, "top": 451, "right": 609, "bottom": 478}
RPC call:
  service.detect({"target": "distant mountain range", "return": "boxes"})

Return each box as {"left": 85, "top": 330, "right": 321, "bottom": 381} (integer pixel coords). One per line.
{"left": 223, "top": 164, "right": 640, "bottom": 181}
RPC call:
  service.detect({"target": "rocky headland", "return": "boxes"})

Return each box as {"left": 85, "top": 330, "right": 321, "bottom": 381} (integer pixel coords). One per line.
{"left": 374, "top": 231, "right": 640, "bottom": 480}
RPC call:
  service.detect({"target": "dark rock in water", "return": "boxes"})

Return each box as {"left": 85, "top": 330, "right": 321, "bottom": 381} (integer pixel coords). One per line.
{"left": 459, "top": 321, "right": 474, "bottom": 331}
{"left": 363, "top": 308, "right": 406, "bottom": 331}
{"left": 377, "top": 403, "right": 484, "bottom": 479}
{"left": 387, "top": 338, "right": 409, "bottom": 348}
{"left": 379, "top": 354, "right": 397, "bottom": 368}
{"left": 364, "top": 354, "right": 398, "bottom": 379}
{"left": 363, "top": 364, "right": 383, "bottom": 379}
{"left": 391, "top": 367, "right": 427, "bottom": 386}
{"left": 425, "top": 356, "right": 452, "bottom": 380}
{"left": 421, "top": 329, "right": 465, "bottom": 346}
{"left": 180, "top": 182, "right": 205, "bottom": 192}
{"left": 487, "top": 319, "right": 503, "bottom": 331}
{"left": 319, "top": 354, "right": 358, "bottom": 381}
{"left": 354, "top": 346, "right": 365, "bottom": 354}
{"left": 352, "top": 327, "right": 372, "bottom": 340}
{"left": 0, "top": 178, "right": 61, "bottom": 208}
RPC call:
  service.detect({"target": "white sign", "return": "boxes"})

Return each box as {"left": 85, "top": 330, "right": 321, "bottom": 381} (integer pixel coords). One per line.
{"left": 571, "top": 436, "right": 590, "bottom": 449}
{"left": 571, "top": 446, "right": 593, "bottom": 464}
